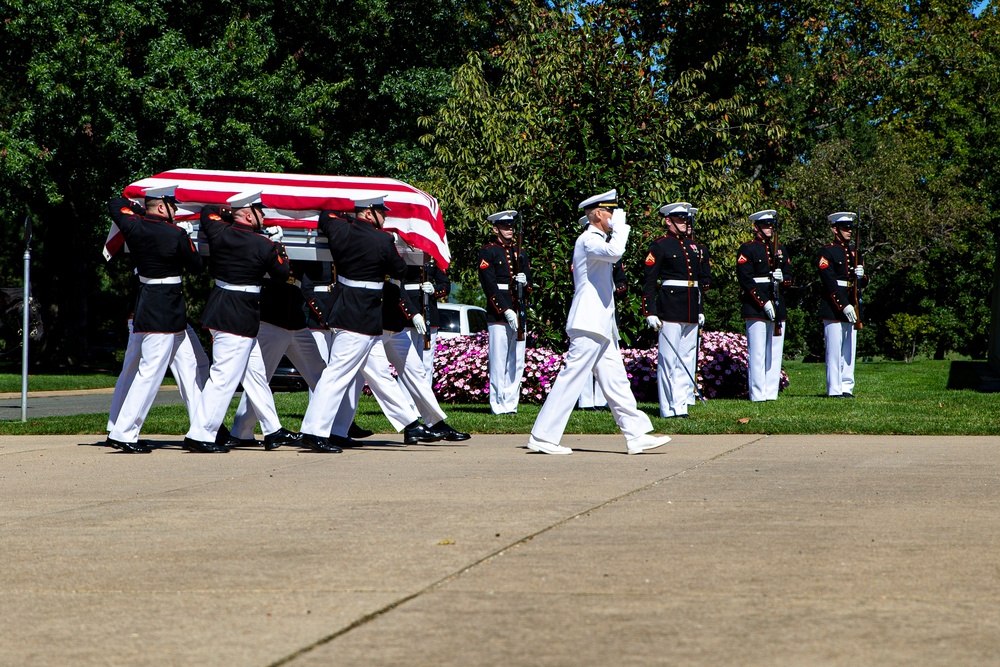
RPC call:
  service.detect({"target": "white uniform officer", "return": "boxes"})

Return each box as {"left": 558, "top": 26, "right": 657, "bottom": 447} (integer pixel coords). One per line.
{"left": 527, "top": 189, "right": 670, "bottom": 455}
{"left": 105, "top": 184, "right": 204, "bottom": 453}
{"left": 477, "top": 211, "right": 531, "bottom": 414}
{"left": 183, "top": 191, "right": 299, "bottom": 453}
{"left": 737, "top": 210, "right": 793, "bottom": 401}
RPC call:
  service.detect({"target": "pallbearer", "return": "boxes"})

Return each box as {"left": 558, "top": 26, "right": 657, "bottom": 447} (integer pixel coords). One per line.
{"left": 477, "top": 210, "right": 531, "bottom": 414}
{"left": 528, "top": 189, "right": 670, "bottom": 455}
{"left": 818, "top": 212, "right": 869, "bottom": 397}
{"left": 183, "top": 191, "right": 299, "bottom": 453}
{"left": 105, "top": 185, "right": 203, "bottom": 453}
{"left": 737, "top": 210, "right": 792, "bottom": 401}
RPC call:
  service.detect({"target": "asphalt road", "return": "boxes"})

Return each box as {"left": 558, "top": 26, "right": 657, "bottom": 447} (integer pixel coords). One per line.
{"left": 0, "top": 386, "right": 185, "bottom": 420}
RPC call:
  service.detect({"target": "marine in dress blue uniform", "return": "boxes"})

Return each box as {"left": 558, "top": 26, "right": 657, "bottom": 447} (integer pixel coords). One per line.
{"left": 818, "top": 212, "right": 869, "bottom": 397}
{"left": 477, "top": 211, "right": 531, "bottom": 414}
{"left": 737, "top": 209, "right": 793, "bottom": 401}
{"left": 184, "top": 191, "right": 298, "bottom": 453}
{"left": 527, "top": 189, "right": 670, "bottom": 455}
{"left": 106, "top": 184, "right": 204, "bottom": 453}
{"left": 642, "top": 202, "right": 700, "bottom": 418}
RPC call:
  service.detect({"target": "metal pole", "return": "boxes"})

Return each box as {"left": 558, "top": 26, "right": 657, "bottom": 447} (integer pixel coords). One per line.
{"left": 21, "top": 246, "right": 30, "bottom": 422}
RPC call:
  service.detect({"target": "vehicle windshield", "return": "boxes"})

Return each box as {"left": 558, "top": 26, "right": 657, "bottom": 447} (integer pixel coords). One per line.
{"left": 439, "top": 309, "right": 461, "bottom": 333}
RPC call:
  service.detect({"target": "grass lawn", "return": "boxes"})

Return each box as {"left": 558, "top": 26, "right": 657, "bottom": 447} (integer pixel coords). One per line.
{"left": 0, "top": 359, "right": 997, "bottom": 436}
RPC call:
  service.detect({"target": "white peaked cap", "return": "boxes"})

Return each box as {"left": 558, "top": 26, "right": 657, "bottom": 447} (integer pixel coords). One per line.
{"left": 487, "top": 210, "right": 518, "bottom": 224}
{"left": 227, "top": 190, "right": 263, "bottom": 209}
{"left": 578, "top": 215, "right": 589, "bottom": 226}
{"left": 749, "top": 209, "right": 777, "bottom": 223}
{"left": 578, "top": 189, "right": 617, "bottom": 210}
{"left": 659, "top": 202, "right": 691, "bottom": 217}
{"left": 355, "top": 194, "right": 391, "bottom": 211}
{"left": 142, "top": 184, "right": 179, "bottom": 200}
{"left": 828, "top": 211, "right": 857, "bottom": 225}
{"left": 688, "top": 206, "right": 699, "bottom": 216}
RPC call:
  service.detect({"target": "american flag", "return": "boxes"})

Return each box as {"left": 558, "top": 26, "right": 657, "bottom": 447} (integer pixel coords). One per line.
{"left": 103, "top": 168, "right": 451, "bottom": 268}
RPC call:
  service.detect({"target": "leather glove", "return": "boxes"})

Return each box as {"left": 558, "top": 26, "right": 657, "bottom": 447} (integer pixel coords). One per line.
{"left": 843, "top": 304, "right": 858, "bottom": 323}
{"left": 763, "top": 301, "right": 776, "bottom": 321}
{"left": 514, "top": 272, "right": 527, "bottom": 285}
{"left": 504, "top": 309, "right": 518, "bottom": 330}
{"left": 264, "top": 226, "right": 283, "bottom": 242}
{"left": 610, "top": 208, "right": 626, "bottom": 229}
{"left": 771, "top": 268, "right": 783, "bottom": 282}
{"left": 698, "top": 313, "right": 705, "bottom": 327}
{"left": 412, "top": 313, "right": 428, "bottom": 335}
{"left": 646, "top": 315, "right": 662, "bottom": 331}
{"left": 420, "top": 281, "right": 435, "bottom": 294}
{"left": 855, "top": 265, "right": 865, "bottom": 278}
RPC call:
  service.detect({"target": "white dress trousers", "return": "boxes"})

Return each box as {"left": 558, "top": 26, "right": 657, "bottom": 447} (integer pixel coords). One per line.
{"left": 109, "top": 330, "right": 189, "bottom": 443}
{"left": 578, "top": 371, "right": 608, "bottom": 409}
{"left": 657, "top": 321, "right": 698, "bottom": 417}
{"left": 745, "top": 319, "right": 785, "bottom": 401}
{"left": 300, "top": 329, "right": 377, "bottom": 438}
{"left": 824, "top": 321, "right": 857, "bottom": 396}
{"left": 230, "top": 323, "right": 327, "bottom": 439}
{"left": 405, "top": 327, "right": 438, "bottom": 391}
{"left": 108, "top": 322, "right": 208, "bottom": 432}
{"left": 339, "top": 338, "right": 421, "bottom": 435}
{"left": 186, "top": 330, "right": 281, "bottom": 443}
{"left": 487, "top": 322, "right": 525, "bottom": 414}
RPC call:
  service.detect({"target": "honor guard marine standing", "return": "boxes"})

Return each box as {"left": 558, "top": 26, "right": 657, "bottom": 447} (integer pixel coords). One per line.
{"left": 298, "top": 195, "right": 409, "bottom": 452}
{"left": 225, "top": 258, "right": 328, "bottom": 448}
{"left": 183, "top": 191, "right": 299, "bottom": 453}
{"left": 818, "top": 212, "right": 868, "bottom": 397}
{"left": 737, "top": 209, "right": 792, "bottom": 401}
{"left": 105, "top": 184, "right": 204, "bottom": 453}
{"left": 401, "top": 254, "right": 450, "bottom": 389}
{"left": 528, "top": 189, "right": 670, "bottom": 455}
{"left": 477, "top": 211, "right": 531, "bottom": 414}
{"left": 686, "top": 205, "right": 711, "bottom": 406}
{"left": 642, "top": 202, "right": 701, "bottom": 418}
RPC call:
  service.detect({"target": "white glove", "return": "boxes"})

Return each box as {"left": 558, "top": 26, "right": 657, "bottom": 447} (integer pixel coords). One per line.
{"left": 412, "top": 313, "right": 428, "bottom": 335}
{"left": 771, "top": 268, "right": 783, "bottom": 282}
{"left": 610, "top": 208, "right": 626, "bottom": 229}
{"left": 646, "top": 315, "right": 662, "bottom": 331}
{"left": 504, "top": 309, "right": 518, "bottom": 330}
{"left": 420, "top": 281, "right": 435, "bottom": 294}
{"left": 855, "top": 265, "right": 865, "bottom": 278}
{"left": 514, "top": 272, "right": 527, "bottom": 285}
{"left": 264, "top": 226, "right": 283, "bottom": 242}
{"left": 843, "top": 304, "right": 858, "bottom": 324}
{"left": 763, "top": 301, "right": 776, "bottom": 321}
{"left": 176, "top": 220, "right": 194, "bottom": 236}
{"left": 698, "top": 313, "right": 705, "bottom": 327}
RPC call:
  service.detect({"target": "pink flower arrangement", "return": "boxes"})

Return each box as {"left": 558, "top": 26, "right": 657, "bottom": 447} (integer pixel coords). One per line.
{"left": 431, "top": 330, "right": 788, "bottom": 403}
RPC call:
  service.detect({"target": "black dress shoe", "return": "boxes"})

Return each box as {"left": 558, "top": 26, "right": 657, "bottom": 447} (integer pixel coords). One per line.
{"left": 301, "top": 433, "right": 343, "bottom": 453}
{"left": 183, "top": 437, "right": 229, "bottom": 453}
{"left": 330, "top": 434, "right": 361, "bottom": 449}
{"left": 842, "top": 392, "right": 855, "bottom": 398}
{"left": 348, "top": 421, "right": 374, "bottom": 439}
{"left": 428, "top": 421, "right": 471, "bottom": 441}
{"left": 828, "top": 394, "right": 844, "bottom": 399}
{"left": 223, "top": 435, "right": 257, "bottom": 449}
{"left": 263, "top": 427, "right": 301, "bottom": 450}
{"left": 106, "top": 437, "right": 151, "bottom": 454}
{"left": 403, "top": 421, "right": 443, "bottom": 444}
{"left": 215, "top": 424, "right": 232, "bottom": 446}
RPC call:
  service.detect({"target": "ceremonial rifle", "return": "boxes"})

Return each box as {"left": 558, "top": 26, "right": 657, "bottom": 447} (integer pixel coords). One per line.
{"left": 514, "top": 211, "right": 526, "bottom": 342}
{"left": 851, "top": 209, "right": 864, "bottom": 331}
{"left": 420, "top": 254, "right": 433, "bottom": 350}
{"left": 770, "top": 213, "right": 782, "bottom": 337}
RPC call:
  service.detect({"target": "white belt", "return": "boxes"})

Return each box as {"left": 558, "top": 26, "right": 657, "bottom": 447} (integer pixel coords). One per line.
{"left": 496, "top": 284, "right": 510, "bottom": 291}
{"left": 139, "top": 275, "right": 181, "bottom": 285}
{"left": 312, "top": 284, "right": 333, "bottom": 293}
{"left": 662, "top": 279, "right": 698, "bottom": 288}
{"left": 836, "top": 280, "right": 849, "bottom": 287}
{"left": 404, "top": 284, "right": 422, "bottom": 290}
{"left": 752, "top": 277, "right": 771, "bottom": 284}
{"left": 216, "top": 280, "right": 261, "bottom": 294}
{"left": 338, "top": 276, "right": 383, "bottom": 290}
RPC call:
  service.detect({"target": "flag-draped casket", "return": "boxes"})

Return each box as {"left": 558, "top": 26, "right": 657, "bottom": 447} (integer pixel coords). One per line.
{"left": 104, "top": 169, "right": 451, "bottom": 268}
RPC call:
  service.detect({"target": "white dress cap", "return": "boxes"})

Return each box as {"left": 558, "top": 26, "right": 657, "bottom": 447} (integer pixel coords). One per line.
{"left": 578, "top": 215, "right": 589, "bottom": 226}
{"left": 487, "top": 210, "right": 518, "bottom": 224}
{"left": 688, "top": 206, "right": 699, "bottom": 218}
{"left": 578, "top": 189, "right": 617, "bottom": 210}
{"left": 142, "top": 184, "right": 178, "bottom": 200}
{"left": 827, "top": 211, "right": 857, "bottom": 226}
{"left": 749, "top": 209, "right": 777, "bottom": 223}
{"left": 354, "top": 194, "right": 391, "bottom": 212}
{"left": 658, "top": 202, "right": 692, "bottom": 217}
{"left": 226, "top": 190, "right": 264, "bottom": 209}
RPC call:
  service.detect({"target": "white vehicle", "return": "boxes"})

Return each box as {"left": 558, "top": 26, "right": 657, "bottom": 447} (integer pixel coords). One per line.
{"left": 437, "top": 303, "right": 488, "bottom": 338}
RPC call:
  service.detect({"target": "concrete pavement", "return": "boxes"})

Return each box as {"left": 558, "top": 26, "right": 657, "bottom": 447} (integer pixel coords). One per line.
{"left": 1, "top": 433, "right": 999, "bottom": 666}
